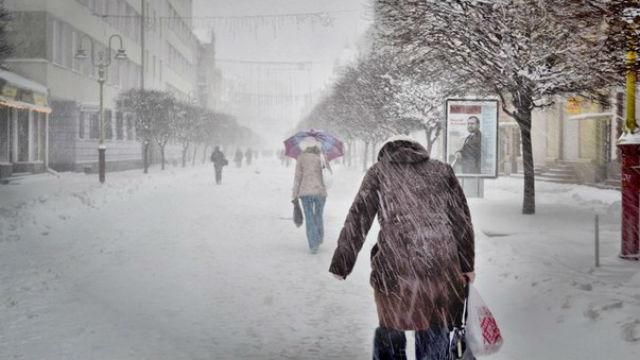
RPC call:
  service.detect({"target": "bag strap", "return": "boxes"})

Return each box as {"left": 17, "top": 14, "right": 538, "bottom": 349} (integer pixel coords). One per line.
{"left": 460, "top": 284, "right": 470, "bottom": 328}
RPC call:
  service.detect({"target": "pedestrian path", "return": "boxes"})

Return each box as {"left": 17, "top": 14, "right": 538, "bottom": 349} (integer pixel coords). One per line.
{"left": 0, "top": 161, "right": 638, "bottom": 359}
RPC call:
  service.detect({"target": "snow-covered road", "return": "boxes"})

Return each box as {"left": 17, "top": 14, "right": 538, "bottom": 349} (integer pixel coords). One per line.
{"left": 1, "top": 160, "right": 639, "bottom": 359}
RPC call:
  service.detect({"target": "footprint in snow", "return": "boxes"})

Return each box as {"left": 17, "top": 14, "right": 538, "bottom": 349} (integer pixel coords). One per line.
{"left": 583, "top": 307, "right": 600, "bottom": 320}
{"left": 622, "top": 320, "right": 640, "bottom": 342}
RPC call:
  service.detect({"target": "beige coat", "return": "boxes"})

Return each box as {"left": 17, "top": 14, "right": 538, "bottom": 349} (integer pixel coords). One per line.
{"left": 292, "top": 147, "right": 327, "bottom": 199}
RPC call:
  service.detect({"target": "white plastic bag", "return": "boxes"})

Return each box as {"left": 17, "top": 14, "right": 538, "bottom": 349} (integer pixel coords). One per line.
{"left": 465, "top": 285, "right": 503, "bottom": 356}
{"left": 321, "top": 155, "right": 333, "bottom": 189}
{"left": 323, "top": 168, "right": 333, "bottom": 189}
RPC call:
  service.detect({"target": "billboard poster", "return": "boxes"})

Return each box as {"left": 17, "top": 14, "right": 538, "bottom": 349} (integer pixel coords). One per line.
{"left": 445, "top": 99, "right": 499, "bottom": 178}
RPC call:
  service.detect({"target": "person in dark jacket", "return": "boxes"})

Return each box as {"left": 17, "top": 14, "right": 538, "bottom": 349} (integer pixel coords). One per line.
{"left": 210, "top": 146, "right": 228, "bottom": 185}
{"left": 455, "top": 116, "right": 482, "bottom": 174}
{"left": 329, "top": 135, "right": 475, "bottom": 360}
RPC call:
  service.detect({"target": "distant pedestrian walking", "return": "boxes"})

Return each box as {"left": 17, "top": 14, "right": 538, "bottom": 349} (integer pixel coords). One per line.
{"left": 234, "top": 149, "right": 244, "bottom": 168}
{"left": 292, "top": 143, "right": 328, "bottom": 254}
{"left": 245, "top": 148, "right": 253, "bottom": 166}
{"left": 210, "top": 146, "right": 228, "bottom": 185}
{"left": 329, "top": 135, "right": 476, "bottom": 359}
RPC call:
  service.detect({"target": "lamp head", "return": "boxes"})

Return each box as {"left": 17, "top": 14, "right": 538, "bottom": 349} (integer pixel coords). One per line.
{"left": 115, "top": 48, "right": 128, "bottom": 60}
{"left": 74, "top": 48, "right": 88, "bottom": 60}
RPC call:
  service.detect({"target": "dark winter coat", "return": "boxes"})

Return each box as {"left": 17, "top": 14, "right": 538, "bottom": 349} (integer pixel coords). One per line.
{"left": 459, "top": 131, "right": 482, "bottom": 173}
{"left": 210, "top": 150, "right": 227, "bottom": 169}
{"left": 329, "top": 139, "right": 475, "bottom": 331}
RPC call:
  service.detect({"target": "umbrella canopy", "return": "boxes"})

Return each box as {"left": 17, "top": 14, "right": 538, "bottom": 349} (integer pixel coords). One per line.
{"left": 283, "top": 129, "right": 344, "bottom": 161}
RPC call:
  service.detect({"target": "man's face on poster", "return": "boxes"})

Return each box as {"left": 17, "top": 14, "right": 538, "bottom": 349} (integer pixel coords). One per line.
{"left": 467, "top": 116, "right": 480, "bottom": 134}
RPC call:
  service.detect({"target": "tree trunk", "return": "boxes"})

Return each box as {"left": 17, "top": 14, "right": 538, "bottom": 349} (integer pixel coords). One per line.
{"left": 347, "top": 141, "right": 352, "bottom": 167}
{"left": 425, "top": 127, "right": 433, "bottom": 156}
{"left": 363, "top": 141, "right": 369, "bottom": 171}
{"left": 182, "top": 143, "right": 189, "bottom": 168}
{"left": 371, "top": 141, "right": 377, "bottom": 165}
{"left": 192, "top": 144, "right": 198, "bottom": 166}
{"left": 143, "top": 142, "right": 149, "bottom": 174}
{"left": 202, "top": 145, "right": 209, "bottom": 164}
{"left": 160, "top": 144, "right": 166, "bottom": 170}
{"left": 517, "top": 110, "right": 536, "bottom": 215}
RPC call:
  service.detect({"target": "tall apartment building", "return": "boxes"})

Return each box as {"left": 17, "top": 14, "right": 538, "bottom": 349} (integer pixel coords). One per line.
{"left": 4, "top": 0, "right": 202, "bottom": 172}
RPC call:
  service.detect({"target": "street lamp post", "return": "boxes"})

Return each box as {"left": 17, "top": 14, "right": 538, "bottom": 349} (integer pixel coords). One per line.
{"left": 618, "top": 9, "right": 640, "bottom": 260}
{"left": 75, "top": 34, "right": 128, "bottom": 184}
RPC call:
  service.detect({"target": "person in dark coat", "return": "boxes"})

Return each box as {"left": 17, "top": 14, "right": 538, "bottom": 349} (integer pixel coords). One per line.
{"left": 455, "top": 116, "right": 482, "bottom": 174}
{"left": 210, "top": 146, "right": 228, "bottom": 185}
{"left": 234, "top": 149, "right": 244, "bottom": 168}
{"left": 329, "top": 135, "right": 475, "bottom": 359}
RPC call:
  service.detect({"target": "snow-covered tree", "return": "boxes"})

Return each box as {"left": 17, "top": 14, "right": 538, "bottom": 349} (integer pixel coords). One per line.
{"left": 375, "top": 0, "right": 621, "bottom": 214}
{"left": 0, "top": 1, "right": 12, "bottom": 65}
{"left": 117, "top": 89, "right": 177, "bottom": 171}
{"left": 117, "top": 89, "right": 160, "bottom": 173}
{"left": 390, "top": 79, "right": 455, "bottom": 156}
{"left": 174, "top": 102, "right": 200, "bottom": 168}
{"left": 552, "top": 0, "right": 640, "bottom": 74}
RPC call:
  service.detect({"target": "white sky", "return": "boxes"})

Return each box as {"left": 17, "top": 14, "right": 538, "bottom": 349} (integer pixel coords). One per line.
{"left": 192, "top": 0, "right": 372, "bottom": 141}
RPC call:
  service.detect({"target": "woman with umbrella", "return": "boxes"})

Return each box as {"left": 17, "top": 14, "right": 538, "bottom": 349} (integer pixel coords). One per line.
{"left": 286, "top": 130, "right": 343, "bottom": 254}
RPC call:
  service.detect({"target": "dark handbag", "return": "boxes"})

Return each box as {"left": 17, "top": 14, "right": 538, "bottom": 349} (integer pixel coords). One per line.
{"left": 292, "top": 199, "right": 303, "bottom": 227}
{"left": 450, "top": 285, "right": 475, "bottom": 359}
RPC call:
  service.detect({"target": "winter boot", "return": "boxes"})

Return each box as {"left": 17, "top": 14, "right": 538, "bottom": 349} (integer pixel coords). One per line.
{"left": 373, "top": 327, "right": 407, "bottom": 360}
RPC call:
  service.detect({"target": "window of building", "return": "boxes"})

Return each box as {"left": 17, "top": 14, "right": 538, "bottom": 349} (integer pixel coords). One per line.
{"left": 71, "top": 31, "right": 80, "bottom": 72}
{"left": 89, "top": 112, "right": 99, "bottom": 139}
{"left": 104, "top": 110, "right": 113, "bottom": 140}
{"left": 0, "top": 107, "right": 10, "bottom": 163}
{"left": 32, "top": 113, "right": 39, "bottom": 161}
{"left": 39, "top": 113, "right": 46, "bottom": 162}
{"left": 78, "top": 111, "right": 86, "bottom": 139}
{"left": 104, "top": 0, "right": 111, "bottom": 25}
{"left": 126, "top": 113, "right": 134, "bottom": 140}
{"left": 52, "top": 20, "right": 59, "bottom": 64}
{"left": 17, "top": 109, "right": 29, "bottom": 162}
{"left": 52, "top": 20, "right": 69, "bottom": 67}
{"left": 116, "top": 111, "right": 124, "bottom": 140}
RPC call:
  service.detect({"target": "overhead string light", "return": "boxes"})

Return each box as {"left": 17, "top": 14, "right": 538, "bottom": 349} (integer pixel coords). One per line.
{"left": 90, "top": 9, "right": 356, "bottom": 41}
{"left": 173, "top": 11, "right": 344, "bottom": 39}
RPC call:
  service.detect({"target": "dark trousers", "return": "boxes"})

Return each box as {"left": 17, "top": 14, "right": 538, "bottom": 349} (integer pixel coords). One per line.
{"left": 373, "top": 325, "right": 450, "bottom": 360}
{"left": 214, "top": 167, "right": 223, "bottom": 184}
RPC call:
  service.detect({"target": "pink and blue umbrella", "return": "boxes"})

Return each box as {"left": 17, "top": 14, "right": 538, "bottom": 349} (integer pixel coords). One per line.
{"left": 284, "top": 129, "right": 344, "bottom": 161}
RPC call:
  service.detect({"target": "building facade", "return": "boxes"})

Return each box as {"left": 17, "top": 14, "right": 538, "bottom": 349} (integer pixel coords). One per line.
{"left": 4, "top": 0, "right": 202, "bottom": 172}
{"left": 0, "top": 68, "right": 51, "bottom": 179}
{"left": 500, "top": 91, "right": 635, "bottom": 188}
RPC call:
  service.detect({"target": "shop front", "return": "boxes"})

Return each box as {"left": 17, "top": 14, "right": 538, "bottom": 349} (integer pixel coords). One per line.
{"left": 0, "top": 69, "right": 51, "bottom": 179}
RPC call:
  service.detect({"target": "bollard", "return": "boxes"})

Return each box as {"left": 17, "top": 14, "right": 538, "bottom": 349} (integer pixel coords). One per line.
{"left": 595, "top": 214, "right": 600, "bottom": 268}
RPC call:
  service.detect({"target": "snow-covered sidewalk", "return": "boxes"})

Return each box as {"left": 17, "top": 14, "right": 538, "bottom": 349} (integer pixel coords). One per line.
{"left": 0, "top": 161, "right": 639, "bottom": 360}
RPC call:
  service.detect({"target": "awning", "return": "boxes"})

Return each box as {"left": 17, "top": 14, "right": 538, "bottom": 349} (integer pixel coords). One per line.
{"left": 0, "top": 69, "right": 51, "bottom": 114}
{"left": 568, "top": 112, "right": 613, "bottom": 121}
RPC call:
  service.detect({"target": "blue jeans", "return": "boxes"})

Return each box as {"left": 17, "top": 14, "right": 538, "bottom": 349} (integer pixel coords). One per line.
{"left": 299, "top": 195, "right": 326, "bottom": 250}
{"left": 373, "top": 325, "right": 450, "bottom": 360}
